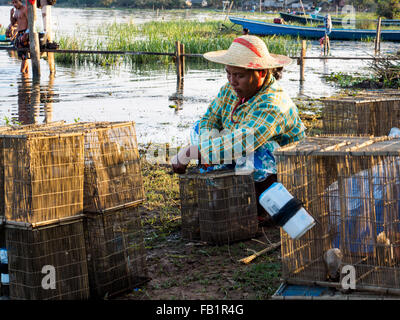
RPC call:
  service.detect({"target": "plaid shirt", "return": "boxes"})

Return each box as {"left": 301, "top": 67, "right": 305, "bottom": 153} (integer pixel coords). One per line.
{"left": 197, "top": 74, "right": 306, "bottom": 164}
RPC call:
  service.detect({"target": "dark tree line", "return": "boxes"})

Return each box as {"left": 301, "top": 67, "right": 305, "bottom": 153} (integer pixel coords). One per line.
{"left": 314, "top": 0, "right": 400, "bottom": 19}
{"left": 54, "top": 0, "right": 222, "bottom": 9}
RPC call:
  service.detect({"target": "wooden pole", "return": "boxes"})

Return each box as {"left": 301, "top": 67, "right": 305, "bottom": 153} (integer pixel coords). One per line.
{"left": 43, "top": 2, "right": 55, "bottom": 74}
{"left": 299, "top": 40, "right": 306, "bottom": 82}
{"left": 324, "top": 35, "right": 330, "bottom": 56}
{"left": 375, "top": 17, "right": 382, "bottom": 55}
{"left": 225, "top": 1, "right": 234, "bottom": 21}
{"left": 27, "top": 1, "right": 41, "bottom": 79}
{"left": 175, "top": 41, "right": 182, "bottom": 82}
{"left": 180, "top": 42, "right": 185, "bottom": 79}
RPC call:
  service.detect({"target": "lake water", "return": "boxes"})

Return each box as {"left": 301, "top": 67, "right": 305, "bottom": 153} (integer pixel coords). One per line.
{"left": 1, "top": 6, "right": 400, "bottom": 146}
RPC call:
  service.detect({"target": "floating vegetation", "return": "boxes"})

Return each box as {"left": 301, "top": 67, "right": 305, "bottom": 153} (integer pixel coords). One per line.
{"left": 325, "top": 54, "right": 400, "bottom": 89}
{"left": 54, "top": 20, "right": 304, "bottom": 68}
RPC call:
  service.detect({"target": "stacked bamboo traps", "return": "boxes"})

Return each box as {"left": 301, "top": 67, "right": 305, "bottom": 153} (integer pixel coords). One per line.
{"left": 321, "top": 95, "right": 400, "bottom": 136}
{"left": 0, "top": 123, "right": 89, "bottom": 299}
{"left": 275, "top": 135, "right": 400, "bottom": 294}
{"left": 179, "top": 170, "right": 258, "bottom": 245}
{"left": 0, "top": 121, "right": 147, "bottom": 299}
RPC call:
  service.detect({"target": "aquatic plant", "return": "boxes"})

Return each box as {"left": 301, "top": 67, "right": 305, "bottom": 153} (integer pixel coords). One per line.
{"left": 54, "top": 20, "right": 303, "bottom": 68}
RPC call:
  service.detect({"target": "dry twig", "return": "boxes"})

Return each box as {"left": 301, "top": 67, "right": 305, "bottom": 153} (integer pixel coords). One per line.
{"left": 238, "top": 241, "right": 281, "bottom": 264}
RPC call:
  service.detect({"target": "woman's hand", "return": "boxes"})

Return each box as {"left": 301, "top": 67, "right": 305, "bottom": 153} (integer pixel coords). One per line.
{"left": 171, "top": 145, "right": 201, "bottom": 174}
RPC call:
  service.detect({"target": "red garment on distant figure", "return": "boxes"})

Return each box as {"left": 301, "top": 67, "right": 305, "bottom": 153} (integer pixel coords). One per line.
{"left": 28, "top": 0, "right": 36, "bottom": 5}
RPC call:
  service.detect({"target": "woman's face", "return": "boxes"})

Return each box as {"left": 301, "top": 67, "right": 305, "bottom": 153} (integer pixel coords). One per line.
{"left": 225, "top": 65, "right": 265, "bottom": 99}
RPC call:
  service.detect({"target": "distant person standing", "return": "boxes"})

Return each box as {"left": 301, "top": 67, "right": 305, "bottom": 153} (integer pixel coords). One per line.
{"left": 322, "top": 13, "right": 332, "bottom": 53}
{"left": 324, "top": 14, "right": 332, "bottom": 36}
{"left": 10, "top": 0, "right": 29, "bottom": 74}
{"left": 37, "top": 0, "right": 53, "bottom": 41}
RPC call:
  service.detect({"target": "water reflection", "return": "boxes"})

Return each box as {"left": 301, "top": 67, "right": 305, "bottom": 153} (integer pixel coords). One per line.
{"left": 13, "top": 74, "right": 56, "bottom": 125}
{"left": 168, "top": 78, "right": 185, "bottom": 112}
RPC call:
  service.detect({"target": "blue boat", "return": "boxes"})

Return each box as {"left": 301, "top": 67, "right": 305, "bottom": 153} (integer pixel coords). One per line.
{"left": 310, "top": 13, "right": 400, "bottom": 27}
{"left": 229, "top": 17, "right": 400, "bottom": 41}
{"left": 280, "top": 12, "right": 400, "bottom": 27}
{"left": 280, "top": 12, "right": 337, "bottom": 25}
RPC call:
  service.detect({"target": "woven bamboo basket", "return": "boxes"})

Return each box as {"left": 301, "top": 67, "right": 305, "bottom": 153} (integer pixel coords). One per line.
{"left": 8, "top": 121, "right": 145, "bottom": 213}
{"left": 84, "top": 207, "right": 148, "bottom": 299}
{"left": 0, "top": 122, "right": 67, "bottom": 218}
{"left": 321, "top": 96, "right": 400, "bottom": 136}
{"left": 5, "top": 217, "right": 90, "bottom": 300}
{"left": 180, "top": 170, "right": 258, "bottom": 245}
{"left": 275, "top": 135, "right": 400, "bottom": 293}
{"left": 81, "top": 122, "right": 144, "bottom": 213}
{"left": 2, "top": 131, "right": 85, "bottom": 224}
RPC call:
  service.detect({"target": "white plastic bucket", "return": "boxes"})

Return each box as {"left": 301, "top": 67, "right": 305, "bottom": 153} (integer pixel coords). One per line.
{"left": 259, "top": 182, "right": 315, "bottom": 240}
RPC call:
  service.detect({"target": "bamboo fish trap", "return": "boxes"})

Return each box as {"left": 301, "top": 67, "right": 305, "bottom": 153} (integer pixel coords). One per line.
{"left": 8, "top": 121, "right": 145, "bottom": 213}
{"left": 5, "top": 217, "right": 90, "bottom": 300}
{"left": 179, "top": 170, "right": 258, "bottom": 245}
{"left": 1, "top": 131, "right": 85, "bottom": 224}
{"left": 0, "top": 122, "right": 68, "bottom": 218}
{"left": 321, "top": 95, "right": 400, "bottom": 136}
{"left": 275, "top": 135, "right": 400, "bottom": 294}
{"left": 84, "top": 207, "right": 148, "bottom": 299}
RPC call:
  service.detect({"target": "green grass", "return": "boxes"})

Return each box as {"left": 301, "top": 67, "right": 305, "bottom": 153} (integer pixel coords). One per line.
{"left": 233, "top": 258, "right": 282, "bottom": 299}
{"left": 54, "top": 19, "right": 304, "bottom": 68}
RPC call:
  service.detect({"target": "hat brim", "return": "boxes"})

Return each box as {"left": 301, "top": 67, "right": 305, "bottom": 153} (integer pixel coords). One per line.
{"left": 203, "top": 50, "right": 292, "bottom": 69}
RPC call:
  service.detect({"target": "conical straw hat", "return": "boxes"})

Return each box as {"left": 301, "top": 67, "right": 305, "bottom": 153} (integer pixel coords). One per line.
{"left": 203, "top": 35, "right": 292, "bottom": 69}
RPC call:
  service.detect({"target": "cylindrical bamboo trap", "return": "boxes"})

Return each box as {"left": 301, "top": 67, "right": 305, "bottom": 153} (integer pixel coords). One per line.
{"left": 275, "top": 135, "right": 400, "bottom": 293}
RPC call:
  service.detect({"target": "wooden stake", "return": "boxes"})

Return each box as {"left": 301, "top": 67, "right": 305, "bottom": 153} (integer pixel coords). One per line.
{"left": 300, "top": 40, "right": 306, "bottom": 82}
{"left": 375, "top": 17, "right": 382, "bottom": 55}
{"left": 27, "top": 1, "right": 41, "bottom": 79}
{"left": 180, "top": 42, "right": 185, "bottom": 78}
{"left": 175, "top": 41, "right": 183, "bottom": 82}
{"left": 44, "top": 3, "right": 55, "bottom": 74}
